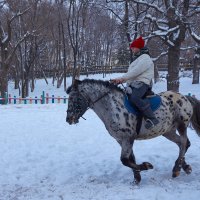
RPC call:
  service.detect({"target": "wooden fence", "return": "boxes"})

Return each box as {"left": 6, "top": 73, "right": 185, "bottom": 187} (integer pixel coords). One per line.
{"left": 36, "top": 63, "right": 194, "bottom": 78}
{"left": 0, "top": 91, "right": 198, "bottom": 105}
{"left": 0, "top": 92, "right": 68, "bottom": 105}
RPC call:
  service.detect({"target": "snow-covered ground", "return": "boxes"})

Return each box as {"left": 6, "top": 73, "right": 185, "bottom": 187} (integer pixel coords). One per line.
{"left": 1, "top": 72, "right": 200, "bottom": 200}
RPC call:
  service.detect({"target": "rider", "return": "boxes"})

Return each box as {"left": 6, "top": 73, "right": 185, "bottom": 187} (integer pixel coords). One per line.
{"left": 111, "top": 36, "right": 159, "bottom": 129}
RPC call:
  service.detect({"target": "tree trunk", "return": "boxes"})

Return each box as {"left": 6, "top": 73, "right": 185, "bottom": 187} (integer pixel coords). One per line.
{"left": 14, "top": 78, "right": 19, "bottom": 90}
{"left": 72, "top": 53, "right": 77, "bottom": 83}
{"left": 154, "top": 64, "right": 159, "bottom": 83}
{"left": 167, "top": 46, "right": 180, "bottom": 92}
{"left": 31, "top": 78, "right": 35, "bottom": 92}
{"left": 0, "top": 69, "right": 8, "bottom": 104}
{"left": 192, "top": 48, "right": 200, "bottom": 84}
{"left": 25, "top": 77, "right": 29, "bottom": 97}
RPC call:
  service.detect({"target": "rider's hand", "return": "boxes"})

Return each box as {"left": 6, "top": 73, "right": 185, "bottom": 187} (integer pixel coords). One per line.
{"left": 110, "top": 78, "right": 126, "bottom": 84}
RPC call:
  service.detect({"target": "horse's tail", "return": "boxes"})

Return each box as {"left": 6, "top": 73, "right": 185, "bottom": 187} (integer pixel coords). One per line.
{"left": 186, "top": 95, "right": 200, "bottom": 136}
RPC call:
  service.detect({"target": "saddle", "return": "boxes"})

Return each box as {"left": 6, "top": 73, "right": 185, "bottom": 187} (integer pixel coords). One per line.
{"left": 124, "top": 88, "right": 161, "bottom": 134}
{"left": 124, "top": 88, "right": 162, "bottom": 116}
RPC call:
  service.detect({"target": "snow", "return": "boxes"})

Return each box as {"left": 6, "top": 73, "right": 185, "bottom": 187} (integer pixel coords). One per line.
{"left": 2, "top": 34, "right": 8, "bottom": 44}
{"left": 1, "top": 72, "right": 200, "bottom": 200}
{"left": 134, "top": 0, "right": 164, "bottom": 13}
{"left": 191, "top": 31, "right": 200, "bottom": 42}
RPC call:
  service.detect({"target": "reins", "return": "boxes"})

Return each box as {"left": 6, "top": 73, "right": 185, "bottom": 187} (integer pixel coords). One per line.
{"left": 72, "top": 80, "right": 122, "bottom": 121}
{"left": 90, "top": 90, "right": 110, "bottom": 106}
{"left": 79, "top": 87, "right": 111, "bottom": 120}
{"left": 83, "top": 82, "right": 124, "bottom": 110}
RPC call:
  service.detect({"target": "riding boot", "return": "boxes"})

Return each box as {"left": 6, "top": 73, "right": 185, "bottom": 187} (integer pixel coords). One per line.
{"left": 141, "top": 106, "right": 159, "bottom": 129}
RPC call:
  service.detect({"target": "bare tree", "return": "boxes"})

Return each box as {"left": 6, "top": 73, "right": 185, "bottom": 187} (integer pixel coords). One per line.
{"left": 105, "top": 0, "right": 200, "bottom": 91}
{"left": 0, "top": 6, "right": 30, "bottom": 103}
{"left": 66, "top": 0, "right": 81, "bottom": 82}
{"left": 132, "top": 0, "right": 200, "bottom": 91}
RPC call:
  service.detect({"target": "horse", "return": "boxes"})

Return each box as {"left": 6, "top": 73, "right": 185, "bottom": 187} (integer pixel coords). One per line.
{"left": 66, "top": 78, "right": 200, "bottom": 183}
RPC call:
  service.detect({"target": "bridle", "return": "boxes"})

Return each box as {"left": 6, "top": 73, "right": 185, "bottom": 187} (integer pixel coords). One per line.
{"left": 70, "top": 88, "right": 111, "bottom": 120}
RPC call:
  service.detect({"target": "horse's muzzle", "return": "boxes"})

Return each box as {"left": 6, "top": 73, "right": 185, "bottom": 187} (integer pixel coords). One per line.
{"left": 66, "top": 116, "right": 79, "bottom": 125}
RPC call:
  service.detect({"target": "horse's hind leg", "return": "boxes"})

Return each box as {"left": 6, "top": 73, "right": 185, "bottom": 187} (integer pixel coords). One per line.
{"left": 163, "top": 127, "right": 191, "bottom": 177}
{"left": 181, "top": 138, "right": 192, "bottom": 174}
{"left": 175, "top": 123, "right": 192, "bottom": 176}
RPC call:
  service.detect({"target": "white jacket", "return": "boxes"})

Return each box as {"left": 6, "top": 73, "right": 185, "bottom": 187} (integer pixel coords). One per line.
{"left": 121, "top": 54, "right": 154, "bottom": 86}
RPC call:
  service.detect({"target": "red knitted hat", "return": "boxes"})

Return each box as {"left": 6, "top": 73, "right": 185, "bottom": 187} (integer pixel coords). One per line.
{"left": 130, "top": 36, "right": 145, "bottom": 49}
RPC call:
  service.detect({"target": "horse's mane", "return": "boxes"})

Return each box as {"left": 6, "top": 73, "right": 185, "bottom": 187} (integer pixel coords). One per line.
{"left": 81, "top": 79, "right": 124, "bottom": 93}
{"left": 66, "top": 78, "right": 124, "bottom": 94}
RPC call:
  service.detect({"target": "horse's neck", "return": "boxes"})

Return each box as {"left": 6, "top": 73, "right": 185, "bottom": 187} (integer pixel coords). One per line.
{"left": 80, "top": 83, "right": 107, "bottom": 102}
{"left": 80, "top": 82, "right": 122, "bottom": 122}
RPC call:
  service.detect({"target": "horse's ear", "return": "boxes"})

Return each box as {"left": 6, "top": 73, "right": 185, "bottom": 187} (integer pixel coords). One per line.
{"left": 66, "top": 86, "right": 72, "bottom": 94}
{"left": 73, "top": 79, "right": 81, "bottom": 90}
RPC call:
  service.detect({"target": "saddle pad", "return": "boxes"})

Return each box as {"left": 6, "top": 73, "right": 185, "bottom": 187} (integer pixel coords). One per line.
{"left": 124, "top": 95, "right": 162, "bottom": 115}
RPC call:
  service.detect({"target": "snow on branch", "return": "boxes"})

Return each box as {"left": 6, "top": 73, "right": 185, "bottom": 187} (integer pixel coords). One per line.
{"left": 188, "top": 26, "right": 200, "bottom": 44}
{"left": 10, "top": 7, "right": 31, "bottom": 23}
{"left": 131, "top": 0, "right": 164, "bottom": 13}
{"left": 106, "top": 0, "right": 125, "bottom": 2}
{"left": 145, "top": 14, "right": 168, "bottom": 31}
{"left": 97, "top": 3, "right": 123, "bottom": 22}
{"left": 150, "top": 26, "right": 179, "bottom": 38}
{"left": 152, "top": 51, "right": 168, "bottom": 62}
{"left": 0, "top": 7, "right": 31, "bottom": 47}
{"left": 0, "top": 0, "right": 5, "bottom": 8}
{"left": 5, "top": 31, "right": 34, "bottom": 66}
{"left": 191, "top": 31, "right": 200, "bottom": 43}
{"left": 180, "top": 45, "right": 199, "bottom": 51}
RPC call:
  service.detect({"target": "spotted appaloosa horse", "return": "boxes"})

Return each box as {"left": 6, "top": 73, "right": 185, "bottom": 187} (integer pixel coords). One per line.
{"left": 66, "top": 79, "right": 200, "bottom": 183}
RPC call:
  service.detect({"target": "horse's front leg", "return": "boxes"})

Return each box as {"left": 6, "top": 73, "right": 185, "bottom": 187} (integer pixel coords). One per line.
{"left": 120, "top": 139, "right": 153, "bottom": 183}
{"left": 128, "top": 151, "right": 141, "bottom": 183}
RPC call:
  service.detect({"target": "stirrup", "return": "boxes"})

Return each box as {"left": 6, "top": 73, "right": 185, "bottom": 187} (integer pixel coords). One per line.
{"left": 145, "top": 119, "right": 155, "bottom": 127}
{"left": 145, "top": 118, "right": 159, "bottom": 129}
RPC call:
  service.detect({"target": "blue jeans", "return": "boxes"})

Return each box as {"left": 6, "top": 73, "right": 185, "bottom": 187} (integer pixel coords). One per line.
{"left": 127, "top": 82, "right": 150, "bottom": 111}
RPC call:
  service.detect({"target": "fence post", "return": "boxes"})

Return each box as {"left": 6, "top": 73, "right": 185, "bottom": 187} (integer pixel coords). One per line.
{"left": 4, "top": 92, "right": 8, "bottom": 105}
{"left": 64, "top": 96, "right": 66, "bottom": 104}
{"left": 35, "top": 96, "right": 38, "bottom": 104}
{"left": 42, "top": 91, "right": 45, "bottom": 104}
{"left": 14, "top": 96, "right": 16, "bottom": 104}
{"left": 52, "top": 95, "right": 54, "bottom": 103}
{"left": 58, "top": 96, "right": 60, "bottom": 103}
{"left": 46, "top": 93, "right": 49, "bottom": 104}
{"left": 9, "top": 94, "right": 11, "bottom": 104}
{"left": 0, "top": 92, "right": 2, "bottom": 104}
{"left": 30, "top": 97, "right": 32, "bottom": 104}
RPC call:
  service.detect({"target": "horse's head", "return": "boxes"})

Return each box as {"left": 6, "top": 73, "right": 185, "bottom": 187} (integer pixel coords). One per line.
{"left": 66, "top": 79, "right": 89, "bottom": 125}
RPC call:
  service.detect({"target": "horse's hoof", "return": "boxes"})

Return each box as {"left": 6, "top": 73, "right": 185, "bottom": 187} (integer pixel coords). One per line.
{"left": 134, "top": 176, "right": 141, "bottom": 184}
{"left": 141, "top": 162, "right": 153, "bottom": 170}
{"left": 134, "top": 171, "right": 141, "bottom": 184}
{"left": 134, "top": 178, "right": 141, "bottom": 184}
{"left": 172, "top": 171, "right": 180, "bottom": 178}
{"left": 183, "top": 165, "right": 192, "bottom": 174}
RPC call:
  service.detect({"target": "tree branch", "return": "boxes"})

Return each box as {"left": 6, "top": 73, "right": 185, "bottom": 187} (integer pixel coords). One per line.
{"left": 130, "top": 0, "right": 164, "bottom": 13}
{"left": 188, "top": 26, "right": 200, "bottom": 44}
{"left": 5, "top": 31, "right": 33, "bottom": 66}
{"left": 3, "top": 7, "right": 31, "bottom": 46}
{"left": 152, "top": 51, "right": 168, "bottom": 62}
